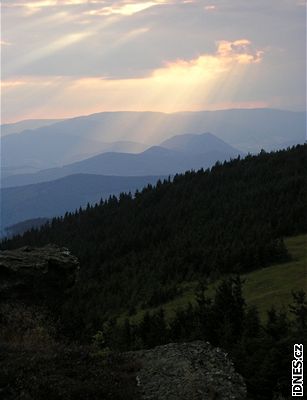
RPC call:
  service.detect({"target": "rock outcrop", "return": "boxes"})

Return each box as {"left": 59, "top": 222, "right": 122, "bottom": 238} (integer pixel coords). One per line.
{"left": 0, "top": 246, "right": 246, "bottom": 399}
{"left": 129, "top": 341, "right": 246, "bottom": 400}
{"left": 0, "top": 245, "right": 79, "bottom": 305}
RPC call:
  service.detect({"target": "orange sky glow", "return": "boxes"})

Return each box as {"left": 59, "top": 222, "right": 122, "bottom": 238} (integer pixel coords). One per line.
{"left": 1, "top": 0, "right": 305, "bottom": 123}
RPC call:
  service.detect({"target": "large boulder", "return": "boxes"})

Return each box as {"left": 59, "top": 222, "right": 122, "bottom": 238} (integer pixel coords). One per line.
{"left": 0, "top": 245, "right": 79, "bottom": 306}
{"left": 0, "top": 246, "right": 246, "bottom": 399}
{"left": 129, "top": 341, "right": 246, "bottom": 400}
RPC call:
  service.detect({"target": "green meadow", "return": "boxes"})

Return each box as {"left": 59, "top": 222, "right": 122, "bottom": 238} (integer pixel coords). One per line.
{"left": 120, "top": 234, "right": 307, "bottom": 324}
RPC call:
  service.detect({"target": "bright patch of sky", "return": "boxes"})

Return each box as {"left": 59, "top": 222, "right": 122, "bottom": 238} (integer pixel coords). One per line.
{"left": 1, "top": 0, "right": 306, "bottom": 122}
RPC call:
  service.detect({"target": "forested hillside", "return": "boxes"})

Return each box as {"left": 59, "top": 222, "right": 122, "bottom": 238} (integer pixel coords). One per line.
{"left": 1, "top": 145, "right": 306, "bottom": 400}
{"left": 2, "top": 145, "right": 306, "bottom": 329}
{"left": 1, "top": 174, "right": 163, "bottom": 230}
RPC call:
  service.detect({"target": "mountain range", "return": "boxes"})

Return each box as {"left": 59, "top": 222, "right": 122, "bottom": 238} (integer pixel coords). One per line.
{"left": 1, "top": 108, "right": 305, "bottom": 235}
{"left": 1, "top": 134, "right": 147, "bottom": 178}
{"left": 1, "top": 119, "right": 63, "bottom": 137}
{"left": 1, "top": 133, "right": 242, "bottom": 188}
{"left": 1, "top": 174, "right": 163, "bottom": 232}
{"left": 2, "top": 109, "right": 305, "bottom": 177}
{"left": 1, "top": 132, "right": 243, "bottom": 232}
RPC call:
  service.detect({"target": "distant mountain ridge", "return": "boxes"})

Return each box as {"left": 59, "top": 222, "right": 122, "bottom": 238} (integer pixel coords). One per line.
{"left": 4, "top": 218, "right": 50, "bottom": 238}
{"left": 160, "top": 132, "right": 241, "bottom": 154}
{"left": 2, "top": 109, "right": 305, "bottom": 176}
{"left": 1, "top": 119, "right": 63, "bottom": 137}
{"left": 1, "top": 133, "right": 243, "bottom": 187}
{"left": 2, "top": 131, "right": 147, "bottom": 177}
{"left": 1, "top": 174, "right": 164, "bottom": 232}
{"left": 1, "top": 132, "right": 243, "bottom": 232}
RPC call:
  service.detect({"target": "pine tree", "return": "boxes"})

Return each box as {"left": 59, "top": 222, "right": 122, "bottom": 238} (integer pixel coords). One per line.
{"left": 289, "top": 290, "right": 307, "bottom": 333}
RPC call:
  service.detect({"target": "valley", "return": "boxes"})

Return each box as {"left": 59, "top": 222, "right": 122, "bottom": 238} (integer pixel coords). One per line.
{"left": 2, "top": 1, "right": 306, "bottom": 398}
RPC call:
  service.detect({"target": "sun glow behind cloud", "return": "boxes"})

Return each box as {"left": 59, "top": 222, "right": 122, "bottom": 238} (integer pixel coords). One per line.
{"left": 2, "top": 0, "right": 305, "bottom": 122}
{"left": 3, "top": 0, "right": 103, "bottom": 8}
{"left": 3, "top": 0, "right": 169, "bottom": 15}
{"left": 85, "top": 2, "right": 165, "bottom": 16}
{"left": 2, "top": 39, "right": 265, "bottom": 122}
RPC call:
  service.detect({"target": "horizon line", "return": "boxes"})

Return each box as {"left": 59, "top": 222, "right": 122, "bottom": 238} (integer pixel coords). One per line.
{"left": 2, "top": 106, "right": 305, "bottom": 125}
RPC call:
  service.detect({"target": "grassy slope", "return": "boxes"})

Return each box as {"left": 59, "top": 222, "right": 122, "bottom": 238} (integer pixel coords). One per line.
{"left": 243, "top": 234, "right": 307, "bottom": 317}
{"left": 120, "top": 235, "right": 307, "bottom": 324}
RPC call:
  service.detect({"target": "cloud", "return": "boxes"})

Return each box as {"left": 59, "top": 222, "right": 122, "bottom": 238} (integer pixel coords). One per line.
{"left": 9, "top": 31, "right": 94, "bottom": 73}
{"left": 204, "top": 5, "right": 216, "bottom": 11}
{"left": 0, "top": 79, "right": 27, "bottom": 88}
{"left": 3, "top": 0, "right": 169, "bottom": 15}
{"left": 2, "top": 39, "right": 266, "bottom": 122}
{"left": 1, "top": 40, "right": 12, "bottom": 46}
{"left": 217, "top": 40, "right": 263, "bottom": 64}
{"left": 85, "top": 1, "right": 167, "bottom": 17}
{"left": 155, "top": 39, "right": 263, "bottom": 79}
{"left": 2, "top": 0, "right": 103, "bottom": 8}
{"left": 2, "top": 0, "right": 305, "bottom": 121}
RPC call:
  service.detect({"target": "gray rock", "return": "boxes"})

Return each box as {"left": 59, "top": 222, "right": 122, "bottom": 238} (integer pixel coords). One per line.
{"left": 129, "top": 341, "right": 246, "bottom": 400}
{"left": 0, "top": 245, "right": 79, "bottom": 305}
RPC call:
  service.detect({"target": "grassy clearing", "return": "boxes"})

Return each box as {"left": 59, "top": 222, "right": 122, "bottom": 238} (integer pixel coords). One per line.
{"left": 243, "top": 234, "right": 307, "bottom": 318}
{"left": 118, "top": 235, "right": 307, "bottom": 324}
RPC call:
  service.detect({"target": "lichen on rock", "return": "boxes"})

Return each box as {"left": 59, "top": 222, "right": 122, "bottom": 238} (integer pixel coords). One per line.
{"left": 128, "top": 341, "right": 246, "bottom": 400}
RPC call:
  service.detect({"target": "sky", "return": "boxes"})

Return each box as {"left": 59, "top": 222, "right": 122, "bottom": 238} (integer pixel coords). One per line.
{"left": 1, "top": 0, "right": 306, "bottom": 123}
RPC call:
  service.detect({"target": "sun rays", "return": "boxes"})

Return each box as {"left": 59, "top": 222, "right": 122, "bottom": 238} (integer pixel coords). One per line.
{"left": 2, "top": 39, "right": 265, "bottom": 124}
{"left": 2, "top": 0, "right": 169, "bottom": 15}
{"left": 67, "top": 39, "right": 264, "bottom": 114}
{"left": 1, "top": 0, "right": 304, "bottom": 122}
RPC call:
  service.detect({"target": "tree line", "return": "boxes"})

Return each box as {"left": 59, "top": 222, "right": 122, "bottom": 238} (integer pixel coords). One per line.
{"left": 98, "top": 278, "right": 306, "bottom": 400}
{"left": 1, "top": 145, "right": 305, "bottom": 328}
{"left": 1, "top": 145, "right": 306, "bottom": 399}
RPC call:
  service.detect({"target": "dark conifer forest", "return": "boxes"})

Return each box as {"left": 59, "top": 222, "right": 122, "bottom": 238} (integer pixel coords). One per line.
{"left": 2, "top": 145, "right": 305, "bottom": 320}
{"left": 1, "top": 145, "right": 306, "bottom": 399}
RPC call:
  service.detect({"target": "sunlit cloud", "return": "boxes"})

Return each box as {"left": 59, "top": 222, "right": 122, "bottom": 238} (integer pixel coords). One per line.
{"left": 85, "top": 1, "right": 166, "bottom": 16}
{"left": 204, "top": 5, "right": 216, "bottom": 11}
{"left": 152, "top": 39, "right": 263, "bottom": 84}
{"left": 0, "top": 80, "right": 28, "bottom": 88}
{"left": 3, "top": 1, "right": 67, "bottom": 15}
{"left": 1, "top": 40, "right": 12, "bottom": 46}
{"left": 1, "top": 76, "right": 66, "bottom": 89}
{"left": 2, "top": 0, "right": 106, "bottom": 16}
{"left": 2, "top": 39, "right": 265, "bottom": 123}
{"left": 3, "top": 0, "right": 168, "bottom": 14}
{"left": 2, "top": 0, "right": 104, "bottom": 8}
{"left": 217, "top": 40, "right": 263, "bottom": 64}
{"left": 2, "top": 0, "right": 305, "bottom": 121}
